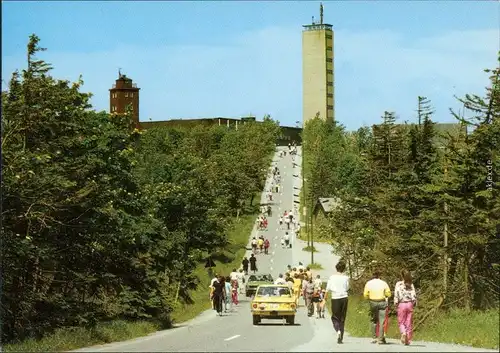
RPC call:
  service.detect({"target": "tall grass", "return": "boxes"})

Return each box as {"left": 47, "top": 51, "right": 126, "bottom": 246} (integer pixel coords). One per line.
{"left": 4, "top": 320, "right": 160, "bottom": 352}
{"left": 326, "top": 295, "right": 499, "bottom": 350}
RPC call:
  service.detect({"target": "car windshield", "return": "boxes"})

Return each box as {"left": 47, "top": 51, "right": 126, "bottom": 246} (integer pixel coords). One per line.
{"left": 256, "top": 286, "right": 291, "bottom": 297}
{"left": 248, "top": 274, "right": 272, "bottom": 282}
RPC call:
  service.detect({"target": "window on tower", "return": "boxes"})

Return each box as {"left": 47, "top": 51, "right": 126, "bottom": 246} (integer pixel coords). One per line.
{"left": 130, "top": 92, "right": 134, "bottom": 97}
{"left": 125, "top": 92, "right": 129, "bottom": 97}
{"left": 326, "top": 46, "right": 333, "bottom": 51}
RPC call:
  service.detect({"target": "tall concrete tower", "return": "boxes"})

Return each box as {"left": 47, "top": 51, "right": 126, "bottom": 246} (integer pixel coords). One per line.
{"left": 109, "top": 70, "right": 140, "bottom": 128}
{"left": 302, "top": 3, "right": 334, "bottom": 126}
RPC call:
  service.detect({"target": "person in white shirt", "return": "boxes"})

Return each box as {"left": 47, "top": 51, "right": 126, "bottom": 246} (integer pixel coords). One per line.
{"left": 230, "top": 269, "right": 239, "bottom": 282}
{"left": 274, "top": 273, "right": 287, "bottom": 285}
{"left": 210, "top": 274, "right": 219, "bottom": 287}
{"left": 283, "top": 232, "right": 290, "bottom": 248}
{"left": 326, "top": 260, "right": 350, "bottom": 344}
{"left": 313, "top": 275, "right": 322, "bottom": 289}
{"left": 236, "top": 269, "right": 245, "bottom": 294}
{"left": 297, "top": 262, "right": 305, "bottom": 271}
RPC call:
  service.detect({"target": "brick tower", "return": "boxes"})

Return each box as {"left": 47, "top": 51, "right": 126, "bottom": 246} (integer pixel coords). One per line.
{"left": 109, "top": 70, "right": 140, "bottom": 128}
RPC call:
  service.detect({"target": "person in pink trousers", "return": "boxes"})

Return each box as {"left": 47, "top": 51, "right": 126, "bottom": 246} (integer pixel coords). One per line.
{"left": 394, "top": 269, "right": 417, "bottom": 345}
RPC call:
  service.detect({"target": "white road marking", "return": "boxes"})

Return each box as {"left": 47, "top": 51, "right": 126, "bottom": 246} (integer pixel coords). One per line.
{"left": 270, "top": 259, "right": 274, "bottom": 263}
{"left": 272, "top": 251, "right": 275, "bottom": 255}
{"left": 270, "top": 267, "right": 273, "bottom": 271}
{"left": 274, "top": 243, "right": 277, "bottom": 247}
{"left": 274, "top": 236, "right": 278, "bottom": 240}
{"left": 224, "top": 335, "right": 241, "bottom": 341}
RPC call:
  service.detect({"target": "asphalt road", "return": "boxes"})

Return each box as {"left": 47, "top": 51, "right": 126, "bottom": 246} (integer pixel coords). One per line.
{"left": 74, "top": 146, "right": 496, "bottom": 353}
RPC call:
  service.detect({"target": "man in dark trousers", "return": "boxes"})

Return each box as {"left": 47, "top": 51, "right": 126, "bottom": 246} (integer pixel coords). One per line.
{"left": 211, "top": 275, "right": 225, "bottom": 316}
{"left": 242, "top": 257, "right": 249, "bottom": 275}
{"left": 249, "top": 254, "right": 258, "bottom": 274}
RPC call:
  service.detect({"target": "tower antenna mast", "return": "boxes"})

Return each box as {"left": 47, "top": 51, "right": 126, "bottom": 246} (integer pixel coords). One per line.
{"left": 320, "top": 3, "right": 323, "bottom": 24}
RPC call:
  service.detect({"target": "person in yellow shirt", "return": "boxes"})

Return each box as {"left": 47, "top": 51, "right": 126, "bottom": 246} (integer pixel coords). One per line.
{"left": 363, "top": 269, "right": 392, "bottom": 344}
{"left": 292, "top": 273, "right": 302, "bottom": 305}
{"left": 306, "top": 266, "right": 312, "bottom": 281}
{"left": 257, "top": 237, "right": 264, "bottom": 254}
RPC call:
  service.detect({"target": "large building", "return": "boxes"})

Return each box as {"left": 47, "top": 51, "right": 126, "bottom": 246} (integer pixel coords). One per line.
{"left": 109, "top": 71, "right": 140, "bottom": 128}
{"left": 107, "top": 74, "right": 302, "bottom": 145}
{"left": 302, "top": 3, "right": 335, "bottom": 126}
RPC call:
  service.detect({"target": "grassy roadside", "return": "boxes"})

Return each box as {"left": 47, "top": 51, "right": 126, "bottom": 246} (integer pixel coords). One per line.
{"left": 4, "top": 321, "right": 161, "bottom": 352}
{"left": 5, "top": 204, "right": 259, "bottom": 352}
{"left": 170, "top": 213, "right": 256, "bottom": 323}
{"left": 326, "top": 296, "right": 499, "bottom": 350}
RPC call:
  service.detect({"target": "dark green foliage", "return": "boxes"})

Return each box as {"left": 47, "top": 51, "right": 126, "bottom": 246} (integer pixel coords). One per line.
{"left": 303, "top": 58, "right": 500, "bottom": 318}
{"left": 1, "top": 35, "right": 279, "bottom": 344}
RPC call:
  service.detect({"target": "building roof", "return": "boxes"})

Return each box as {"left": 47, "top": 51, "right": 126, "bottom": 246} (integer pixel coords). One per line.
{"left": 314, "top": 197, "right": 342, "bottom": 214}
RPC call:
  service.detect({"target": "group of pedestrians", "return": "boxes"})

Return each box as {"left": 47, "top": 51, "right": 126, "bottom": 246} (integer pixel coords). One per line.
{"left": 326, "top": 261, "right": 417, "bottom": 346}
{"left": 209, "top": 270, "right": 245, "bottom": 315}
{"left": 279, "top": 209, "right": 298, "bottom": 231}
{"left": 241, "top": 254, "right": 258, "bottom": 274}
{"left": 272, "top": 263, "right": 327, "bottom": 318}
{"left": 250, "top": 235, "right": 270, "bottom": 255}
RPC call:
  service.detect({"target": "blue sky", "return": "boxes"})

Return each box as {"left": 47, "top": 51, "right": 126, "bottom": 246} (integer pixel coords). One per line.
{"left": 2, "top": 1, "right": 499, "bottom": 130}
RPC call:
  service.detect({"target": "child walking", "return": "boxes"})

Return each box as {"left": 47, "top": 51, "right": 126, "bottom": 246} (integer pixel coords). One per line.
{"left": 394, "top": 269, "right": 417, "bottom": 345}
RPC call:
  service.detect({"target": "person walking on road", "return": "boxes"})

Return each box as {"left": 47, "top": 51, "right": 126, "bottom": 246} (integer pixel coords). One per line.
{"left": 274, "top": 273, "right": 287, "bottom": 285}
{"left": 284, "top": 232, "right": 290, "bottom": 248}
{"left": 249, "top": 254, "right": 258, "bottom": 274}
{"left": 237, "top": 269, "right": 245, "bottom": 294}
{"left": 394, "top": 269, "right": 417, "bottom": 346}
{"left": 326, "top": 260, "right": 350, "bottom": 344}
{"left": 251, "top": 237, "right": 257, "bottom": 254}
{"left": 363, "top": 268, "right": 392, "bottom": 344}
{"left": 292, "top": 273, "right": 302, "bottom": 306}
{"left": 257, "top": 237, "right": 264, "bottom": 253}
{"left": 242, "top": 257, "right": 249, "bottom": 274}
{"left": 303, "top": 276, "right": 315, "bottom": 317}
{"left": 211, "top": 275, "right": 225, "bottom": 316}
{"left": 264, "top": 238, "right": 270, "bottom": 254}
{"left": 224, "top": 276, "right": 232, "bottom": 312}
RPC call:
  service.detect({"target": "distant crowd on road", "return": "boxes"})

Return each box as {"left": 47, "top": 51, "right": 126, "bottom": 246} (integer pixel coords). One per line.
{"left": 275, "top": 262, "right": 327, "bottom": 319}
{"left": 326, "top": 260, "right": 417, "bottom": 346}
{"left": 208, "top": 143, "right": 418, "bottom": 348}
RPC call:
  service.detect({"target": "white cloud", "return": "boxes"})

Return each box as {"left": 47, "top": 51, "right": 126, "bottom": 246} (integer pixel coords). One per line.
{"left": 1, "top": 27, "right": 497, "bottom": 130}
